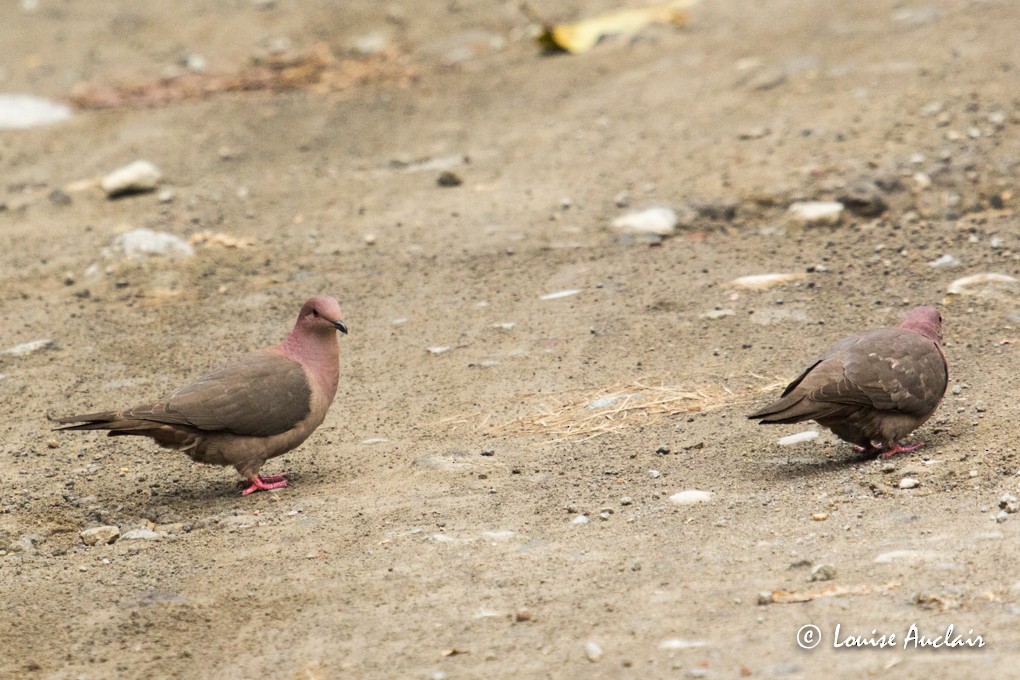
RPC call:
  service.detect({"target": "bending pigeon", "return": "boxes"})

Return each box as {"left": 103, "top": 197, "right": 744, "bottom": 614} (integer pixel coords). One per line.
{"left": 748, "top": 306, "right": 947, "bottom": 458}
{"left": 55, "top": 295, "right": 348, "bottom": 495}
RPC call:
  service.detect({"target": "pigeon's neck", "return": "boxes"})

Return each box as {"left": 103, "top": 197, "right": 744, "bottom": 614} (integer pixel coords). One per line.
{"left": 277, "top": 331, "right": 340, "bottom": 392}
{"left": 901, "top": 321, "right": 941, "bottom": 342}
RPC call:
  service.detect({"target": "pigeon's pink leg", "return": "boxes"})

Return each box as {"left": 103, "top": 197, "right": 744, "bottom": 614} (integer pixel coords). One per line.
{"left": 241, "top": 474, "right": 289, "bottom": 495}
{"left": 877, "top": 442, "right": 925, "bottom": 459}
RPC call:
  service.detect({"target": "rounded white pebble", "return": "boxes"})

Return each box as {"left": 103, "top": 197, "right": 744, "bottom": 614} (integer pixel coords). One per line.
{"left": 788, "top": 201, "right": 844, "bottom": 226}
{"left": 898, "top": 477, "right": 919, "bottom": 489}
{"left": 669, "top": 490, "right": 714, "bottom": 505}
{"left": 777, "top": 430, "right": 819, "bottom": 446}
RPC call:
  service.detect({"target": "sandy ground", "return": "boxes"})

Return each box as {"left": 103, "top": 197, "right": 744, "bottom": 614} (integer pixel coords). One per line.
{"left": 2, "top": 1, "right": 1020, "bottom": 678}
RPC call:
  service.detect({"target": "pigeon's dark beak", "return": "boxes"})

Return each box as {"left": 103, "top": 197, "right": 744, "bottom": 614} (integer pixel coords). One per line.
{"left": 332, "top": 319, "right": 349, "bottom": 335}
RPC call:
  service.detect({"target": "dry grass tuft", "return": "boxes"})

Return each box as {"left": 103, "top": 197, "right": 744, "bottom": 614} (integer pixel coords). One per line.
{"left": 462, "top": 379, "right": 762, "bottom": 442}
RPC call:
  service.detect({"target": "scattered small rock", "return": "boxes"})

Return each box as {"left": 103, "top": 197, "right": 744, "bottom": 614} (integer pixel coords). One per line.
{"left": 426, "top": 346, "right": 451, "bottom": 355}
{"left": 899, "top": 477, "right": 919, "bottom": 489}
{"left": 777, "top": 430, "right": 818, "bottom": 446}
{"left": 701, "top": 309, "right": 735, "bottom": 320}
{"left": 80, "top": 525, "right": 120, "bottom": 546}
{"left": 480, "top": 448, "right": 495, "bottom": 457}
{"left": 571, "top": 514, "right": 589, "bottom": 525}
{"left": 0, "top": 94, "right": 73, "bottom": 130}
{"left": 106, "top": 228, "right": 194, "bottom": 260}
{"left": 539, "top": 289, "right": 581, "bottom": 301}
{"left": 585, "top": 641, "right": 603, "bottom": 662}
{"left": 929, "top": 253, "right": 961, "bottom": 268}
{"left": 436, "top": 171, "right": 463, "bottom": 187}
{"left": 3, "top": 338, "right": 54, "bottom": 357}
{"left": 612, "top": 206, "right": 678, "bottom": 237}
{"left": 838, "top": 181, "right": 888, "bottom": 217}
{"left": 669, "top": 490, "right": 714, "bottom": 506}
{"left": 1000, "top": 494, "right": 1019, "bottom": 514}
{"left": 620, "top": 496, "right": 633, "bottom": 506}
{"left": 515, "top": 608, "right": 531, "bottom": 622}
{"left": 808, "top": 564, "right": 837, "bottom": 582}
{"left": 728, "top": 273, "right": 806, "bottom": 290}
{"left": 788, "top": 201, "right": 844, "bottom": 226}
{"left": 48, "top": 188, "right": 72, "bottom": 206}
{"left": 101, "top": 160, "right": 163, "bottom": 198}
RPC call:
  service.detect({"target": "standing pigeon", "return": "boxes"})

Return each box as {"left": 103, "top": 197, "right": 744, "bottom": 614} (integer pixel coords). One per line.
{"left": 55, "top": 295, "right": 348, "bottom": 495}
{"left": 748, "top": 306, "right": 947, "bottom": 457}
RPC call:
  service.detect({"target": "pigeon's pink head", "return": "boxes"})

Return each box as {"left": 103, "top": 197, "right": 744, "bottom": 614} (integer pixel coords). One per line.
{"left": 295, "top": 295, "right": 348, "bottom": 337}
{"left": 900, "top": 305, "right": 942, "bottom": 342}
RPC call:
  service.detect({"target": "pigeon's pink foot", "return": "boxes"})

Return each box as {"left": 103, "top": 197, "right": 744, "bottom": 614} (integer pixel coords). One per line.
{"left": 241, "top": 474, "right": 289, "bottom": 495}
{"left": 877, "top": 442, "right": 925, "bottom": 459}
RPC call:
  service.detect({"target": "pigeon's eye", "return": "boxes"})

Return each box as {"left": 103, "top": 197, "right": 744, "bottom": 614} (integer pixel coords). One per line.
{"left": 312, "top": 309, "right": 319, "bottom": 318}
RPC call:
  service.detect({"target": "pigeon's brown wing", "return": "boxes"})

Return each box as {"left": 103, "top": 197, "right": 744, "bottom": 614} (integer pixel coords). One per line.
{"left": 122, "top": 352, "right": 312, "bottom": 437}
{"left": 808, "top": 329, "right": 947, "bottom": 416}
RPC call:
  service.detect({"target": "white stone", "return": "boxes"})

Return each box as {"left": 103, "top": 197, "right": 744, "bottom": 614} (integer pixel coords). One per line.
{"left": 788, "top": 201, "right": 844, "bottom": 226}
{"left": 728, "top": 273, "right": 806, "bottom": 290}
{"left": 658, "top": 639, "right": 707, "bottom": 650}
{"left": 80, "top": 526, "right": 120, "bottom": 546}
{"left": 612, "top": 206, "right": 678, "bottom": 237}
{"left": 0, "top": 94, "right": 72, "bottom": 130}
{"left": 929, "top": 253, "right": 960, "bottom": 268}
{"left": 539, "top": 289, "right": 581, "bottom": 301}
{"left": 3, "top": 338, "right": 54, "bottom": 357}
{"left": 101, "top": 160, "right": 163, "bottom": 197}
{"left": 669, "top": 490, "right": 714, "bottom": 506}
{"left": 777, "top": 430, "right": 819, "bottom": 446}
{"left": 585, "top": 641, "right": 603, "bottom": 662}
{"left": 571, "top": 514, "right": 590, "bottom": 525}
{"left": 106, "top": 228, "right": 194, "bottom": 260}
{"left": 898, "top": 477, "right": 919, "bottom": 489}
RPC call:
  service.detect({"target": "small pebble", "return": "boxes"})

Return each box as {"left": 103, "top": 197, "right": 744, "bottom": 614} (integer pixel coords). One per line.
{"left": 620, "top": 496, "right": 633, "bottom": 506}
{"left": 999, "top": 494, "right": 1019, "bottom": 514}
{"left": 612, "top": 206, "right": 678, "bottom": 237}
{"left": 649, "top": 470, "right": 661, "bottom": 479}
{"left": 437, "top": 171, "right": 463, "bottom": 187}
{"left": 899, "top": 478, "right": 919, "bottom": 489}
{"left": 101, "top": 160, "right": 162, "bottom": 198}
{"left": 788, "top": 201, "right": 844, "bottom": 226}
{"left": 585, "top": 641, "right": 603, "bottom": 662}
{"left": 808, "top": 564, "right": 837, "bottom": 582}
{"left": 669, "top": 490, "right": 713, "bottom": 506}
{"left": 3, "top": 338, "right": 54, "bottom": 357}
{"left": 571, "top": 515, "right": 589, "bottom": 525}
{"left": 80, "top": 525, "right": 120, "bottom": 546}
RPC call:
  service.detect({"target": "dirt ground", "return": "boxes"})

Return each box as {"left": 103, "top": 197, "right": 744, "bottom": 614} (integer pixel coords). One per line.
{"left": 2, "top": 1, "right": 1019, "bottom": 678}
